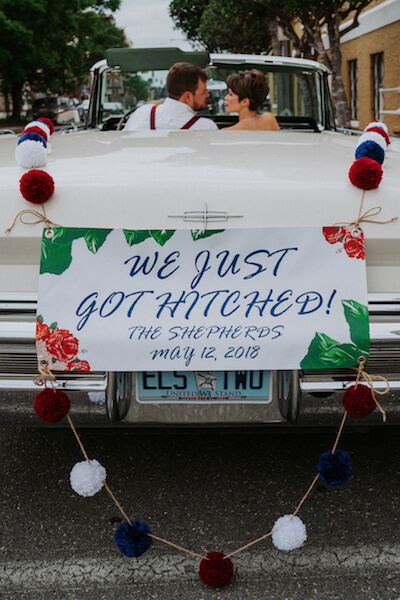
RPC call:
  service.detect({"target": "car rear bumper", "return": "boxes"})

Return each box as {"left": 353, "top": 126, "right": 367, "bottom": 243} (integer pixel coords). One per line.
{"left": 1, "top": 292, "right": 399, "bottom": 426}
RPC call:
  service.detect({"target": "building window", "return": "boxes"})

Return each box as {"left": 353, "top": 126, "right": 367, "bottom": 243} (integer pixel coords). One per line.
{"left": 372, "top": 52, "right": 384, "bottom": 120}
{"left": 349, "top": 59, "right": 358, "bottom": 121}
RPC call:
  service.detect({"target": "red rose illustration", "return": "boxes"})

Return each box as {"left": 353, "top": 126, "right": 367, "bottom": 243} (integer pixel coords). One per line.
{"left": 46, "top": 328, "right": 79, "bottom": 362}
{"left": 68, "top": 360, "right": 91, "bottom": 372}
{"left": 343, "top": 230, "right": 365, "bottom": 259}
{"left": 323, "top": 226, "right": 345, "bottom": 245}
{"left": 36, "top": 320, "right": 50, "bottom": 340}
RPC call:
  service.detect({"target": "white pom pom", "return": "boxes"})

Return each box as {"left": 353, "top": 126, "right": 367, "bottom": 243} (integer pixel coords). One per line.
{"left": 15, "top": 140, "right": 48, "bottom": 168}
{"left": 365, "top": 121, "right": 388, "bottom": 134}
{"left": 70, "top": 459, "right": 106, "bottom": 497}
{"left": 24, "top": 120, "right": 50, "bottom": 138}
{"left": 357, "top": 131, "right": 387, "bottom": 150}
{"left": 272, "top": 514, "right": 307, "bottom": 551}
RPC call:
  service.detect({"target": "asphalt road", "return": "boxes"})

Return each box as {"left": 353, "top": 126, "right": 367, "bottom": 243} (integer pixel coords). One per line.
{"left": 0, "top": 419, "right": 399, "bottom": 599}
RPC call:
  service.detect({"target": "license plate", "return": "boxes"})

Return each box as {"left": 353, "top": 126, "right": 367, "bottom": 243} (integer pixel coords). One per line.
{"left": 137, "top": 370, "right": 271, "bottom": 403}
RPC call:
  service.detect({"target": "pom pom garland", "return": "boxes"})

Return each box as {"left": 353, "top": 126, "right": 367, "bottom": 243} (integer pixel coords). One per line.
{"left": 355, "top": 140, "right": 385, "bottom": 165}
{"left": 20, "top": 169, "right": 55, "bottom": 203}
{"left": 18, "top": 132, "right": 47, "bottom": 148}
{"left": 367, "top": 126, "right": 390, "bottom": 146}
{"left": 70, "top": 459, "right": 106, "bottom": 497}
{"left": 349, "top": 157, "right": 383, "bottom": 190}
{"left": 24, "top": 125, "right": 48, "bottom": 143}
{"left": 113, "top": 520, "right": 153, "bottom": 557}
{"left": 272, "top": 514, "right": 307, "bottom": 551}
{"left": 357, "top": 131, "right": 387, "bottom": 150}
{"left": 24, "top": 120, "right": 50, "bottom": 138}
{"left": 317, "top": 449, "right": 352, "bottom": 487}
{"left": 365, "top": 120, "right": 389, "bottom": 135}
{"left": 199, "top": 552, "right": 234, "bottom": 587}
{"left": 15, "top": 139, "right": 48, "bottom": 169}
{"left": 343, "top": 384, "right": 376, "bottom": 418}
{"left": 34, "top": 388, "right": 71, "bottom": 423}
{"left": 38, "top": 117, "right": 55, "bottom": 135}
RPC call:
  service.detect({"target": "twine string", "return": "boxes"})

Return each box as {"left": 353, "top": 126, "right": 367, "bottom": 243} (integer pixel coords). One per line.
{"left": 291, "top": 472, "right": 320, "bottom": 519}
{"left": 331, "top": 411, "right": 348, "bottom": 455}
{"left": 352, "top": 356, "right": 388, "bottom": 422}
{"left": 67, "top": 414, "right": 92, "bottom": 464}
{"left": 334, "top": 190, "right": 397, "bottom": 232}
{"left": 33, "top": 361, "right": 57, "bottom": 389}
{"left": 223, "top": 530, "right": 274, "bottom": 559}
{"left": 5, "top": 204, "right": 60, "bottom": 234}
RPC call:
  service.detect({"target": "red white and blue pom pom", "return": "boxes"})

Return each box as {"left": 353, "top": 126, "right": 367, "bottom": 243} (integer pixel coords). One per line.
{"left": 24, "top": 120, "right": 51, "bottom": 139}
{"left": 20, "top": 169, "right": 55, "bottom": 203}
{"left": 349, "top": 157, "right": 383, "bottom": 190}
{"left": 38, "top": 117, "right": 55, "bottom": 135}
{"left": 16, "top": 134, "right": 48, "bottom": 168}
{"left": 34, "top": 388, "right": 71, "bottom": 423}
{"left": 113, "top": 520, "right": 153, "bottom": 557}
{"left": 343, "top": 384, "right": 376, "bottom": 418}
{"left": 317, "top": 449, "right": 352, "bottom": 487}
{"left": 365, "top": 120, "right": 389, "bottom": 135}
{"left": 272, "top": 514, "right": 307, "bottom": 551}
{"left": 70, "top": 459, "right": 107, "bottom": 497}
{"left": 24, "top": 125, "right": 48, "bottom": 143}
{"left": 355, "top": 140, "right": 385, "bottom": 165}
{"left": 199, "top": 552, "right": 234, "bottom": 587}
{"left": 357, "top": 131, "right": 387, "bottom": 151}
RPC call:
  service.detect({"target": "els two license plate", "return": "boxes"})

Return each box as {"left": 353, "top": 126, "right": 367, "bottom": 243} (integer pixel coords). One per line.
{"left": 137, "top": 370, "right": 271, "bottom": 403}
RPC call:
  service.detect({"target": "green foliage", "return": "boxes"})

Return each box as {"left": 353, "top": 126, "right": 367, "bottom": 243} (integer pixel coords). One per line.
{"left": 169, "top": 0, "right": 272, "bottom": 52}
{"left": 300, "top": 300, "right": 369, "bottom": 369}
{"left": 198, "top": 0, "right": 272, "bottom": 53}
{"left": 125, "top": 74, "right": 151, "bottom": 102}
{"left": 0, "top": 0, "right": 127, "bottom": 117}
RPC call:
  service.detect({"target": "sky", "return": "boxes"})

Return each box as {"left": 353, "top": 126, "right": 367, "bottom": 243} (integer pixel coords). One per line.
{"left": 113, "top": 0, "right": 193, "bottom": 50}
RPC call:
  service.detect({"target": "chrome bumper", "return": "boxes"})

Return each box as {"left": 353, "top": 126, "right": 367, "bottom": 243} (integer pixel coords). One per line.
{"left": 1, "top": 292, "right": 399, "bottom": 425}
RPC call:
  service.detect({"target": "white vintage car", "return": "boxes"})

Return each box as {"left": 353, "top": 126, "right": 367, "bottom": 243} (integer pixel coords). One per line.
{"left": 1, "top": 48, "right": 399, "bottom": 426}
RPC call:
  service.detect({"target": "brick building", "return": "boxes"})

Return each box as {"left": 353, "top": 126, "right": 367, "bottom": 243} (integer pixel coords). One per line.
{"left": 340, "top": 0, "right": 400, "bottom": 135}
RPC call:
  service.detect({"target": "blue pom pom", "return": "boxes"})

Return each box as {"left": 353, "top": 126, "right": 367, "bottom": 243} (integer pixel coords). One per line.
{"left": 355, "top": 140, "right": 384, "bottom": 165}
{"left": 113, "top": 520, "right": 153, "bottom": 558}
{"left": 317, "top": 449, "right": 352, "bottom": 487}
{"left": 18, "top": 132, "right": 47, "bottom": 148}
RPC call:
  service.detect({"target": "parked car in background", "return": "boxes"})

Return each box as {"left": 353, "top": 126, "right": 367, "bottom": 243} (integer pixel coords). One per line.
{"left": 1, "top": 48, "right": 399, "bottom": 427}
{"left": 31, "top": 96, "right": 81, "bottom": 125}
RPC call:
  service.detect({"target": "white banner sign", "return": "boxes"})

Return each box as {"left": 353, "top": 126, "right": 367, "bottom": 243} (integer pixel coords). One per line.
{"left": 36, "top": 227, "right": 369, "bottom": 372}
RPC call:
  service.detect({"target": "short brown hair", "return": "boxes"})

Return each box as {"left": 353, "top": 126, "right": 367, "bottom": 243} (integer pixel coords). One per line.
{"left": 227, "top": 70, "right": 269, "bottom": 111}
{"left": 167, "top": 62, "right": 208, "bottom": 100}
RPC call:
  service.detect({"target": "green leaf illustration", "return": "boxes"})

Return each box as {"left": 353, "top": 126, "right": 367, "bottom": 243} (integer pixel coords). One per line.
{"left": 342, "top": 300, "right": 370, "bottom": 353}
{"left": 37, "top": 315, "right": 43, "bottom": 323}
{"left": 83, "top": 229, "right": 112, "bottom": 254}
{"left": 49, "top": 322, "right": 58, "bottom": 330}
{"left": 150, "top": 230, "right": 175, "bottom": 246}
{"left": 191, "top": 229, "right": 225, "bottom": 241}
{"left": 300, "top": 332, "right": 339, "bottom": 369}
{"left": 40, "top": 228, "right": 75, "bottom": 275}
{"left": 123, "top": 230, "right": 152, "bottom": 246}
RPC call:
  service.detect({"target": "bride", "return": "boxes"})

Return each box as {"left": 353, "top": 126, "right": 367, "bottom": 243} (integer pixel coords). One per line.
{"left": 223, "top": 69, "right": 280, "bottom": 131}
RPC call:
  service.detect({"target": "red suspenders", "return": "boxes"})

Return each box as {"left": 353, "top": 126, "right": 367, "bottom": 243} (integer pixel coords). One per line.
{"left": 150, "top": 104, "right": 200, "bottom": 130}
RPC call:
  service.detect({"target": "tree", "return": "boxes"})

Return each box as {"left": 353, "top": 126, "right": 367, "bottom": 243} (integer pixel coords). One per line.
{"left": 0, "top": 0, "right": 127, "bottom": 120}
{"left": 169, "top": 0, "right": 375, "bottom": 127}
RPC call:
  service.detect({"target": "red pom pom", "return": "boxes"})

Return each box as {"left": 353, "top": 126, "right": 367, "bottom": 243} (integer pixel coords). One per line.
{"left": 34, "top": 388, "right": 71, "bottom": 423}
{"left": 38, "top": 117, "right": 55, "bottom": 135}
{"left": 349, "top": 157, "right": 383, "bottom": 190}
{"left": 343, "top": 384, "right": 376, "bottom": 418}
{"left": 24, "top": 126, "right": 48, "bottom": 142}
{"left": 367, "top": 126, "right": 390, "bottom": 146}
{"left": 20, "top": 169, "right": 55, "bottom": 204}
{"left": 199, "top": 552, "right": 233, "bottom": 588}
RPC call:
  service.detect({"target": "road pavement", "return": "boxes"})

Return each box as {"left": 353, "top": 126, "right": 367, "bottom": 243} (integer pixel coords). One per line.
{"left": 0, "top": 421, "right": 399, "bottom": 599}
